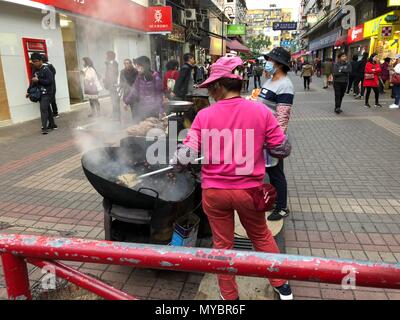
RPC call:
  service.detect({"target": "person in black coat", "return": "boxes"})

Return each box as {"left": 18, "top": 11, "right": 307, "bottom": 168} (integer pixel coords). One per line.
{"left": 42, "top": 55, "right": 59, "bottom": 117}
{"left": 104, "top": 51, "right": 120, "bottom": 121}
{"left": 120, "top": 59, "right": 138, "bottom": 120}
{"left": 26, "top": 53, "right": 57, "bottom": 135}
{"left": 173, "top": 53, "right": 196, "bottom": 100}
{"left": 347, "top": 55, "right": 358, "bottom": 95}
{"left": 355, "top": 52, "right": 369, "bottom": 99}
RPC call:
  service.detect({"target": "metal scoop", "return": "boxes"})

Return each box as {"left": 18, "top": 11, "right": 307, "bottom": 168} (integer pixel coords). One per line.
{"left": 138, "top": 157, "right": 204, "bottom": 180}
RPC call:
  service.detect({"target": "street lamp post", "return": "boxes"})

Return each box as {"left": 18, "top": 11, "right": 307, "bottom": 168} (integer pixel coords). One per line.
{"left": 221, "top": 6, "right": 235, "bottom": 57}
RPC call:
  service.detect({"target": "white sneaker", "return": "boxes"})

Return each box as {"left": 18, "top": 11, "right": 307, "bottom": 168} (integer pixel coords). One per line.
{"left": 389, "top": 104, "right": 399, "bottom": 109}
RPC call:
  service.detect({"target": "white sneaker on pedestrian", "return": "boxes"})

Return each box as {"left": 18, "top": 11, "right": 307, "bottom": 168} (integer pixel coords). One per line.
{"left": 273, "top": 283, "right": 294, "bottom": 301}
{"left": 389, "top": 104, "right": 399, "bottom": 109}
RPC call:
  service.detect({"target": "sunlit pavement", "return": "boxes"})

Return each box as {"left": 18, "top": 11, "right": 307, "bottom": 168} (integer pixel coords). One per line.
{"left": 1, "top": 75, "right": 400, "bottom": 300}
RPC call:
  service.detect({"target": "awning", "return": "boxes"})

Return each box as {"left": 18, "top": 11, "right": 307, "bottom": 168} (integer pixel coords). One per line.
{"left": 226, "top": 40, "right": 250, "bottom": 53}
{"left": 292, "top": 50, "right": 307, "bottom": 59}
{"left": 334, "top": 35, "right": 348, "bottom": 47}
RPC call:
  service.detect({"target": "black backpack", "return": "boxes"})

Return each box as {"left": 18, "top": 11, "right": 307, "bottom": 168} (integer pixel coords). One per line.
{"left": 27, "top": 86, "right": 42, "bottom": 103}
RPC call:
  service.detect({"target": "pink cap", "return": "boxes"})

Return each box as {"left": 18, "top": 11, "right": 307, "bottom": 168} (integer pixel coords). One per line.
{"left": 198, "top": 56, "right": 244, "bottom": 88}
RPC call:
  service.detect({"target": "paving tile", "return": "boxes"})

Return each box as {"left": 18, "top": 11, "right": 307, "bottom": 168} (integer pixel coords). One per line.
{"left": 321, "top": 289, "right": 355, "bottom": 300}
{"left": 353, "top": 291, "right": 388, "bottom": 300}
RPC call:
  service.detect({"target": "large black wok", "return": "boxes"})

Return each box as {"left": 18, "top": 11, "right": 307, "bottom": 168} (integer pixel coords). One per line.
{"left": 82, "top": 144, "right": 196, "bottom": 209}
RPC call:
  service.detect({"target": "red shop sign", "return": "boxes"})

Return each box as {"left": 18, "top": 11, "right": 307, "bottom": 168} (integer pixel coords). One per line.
{"left": 147, "top": 6, "right": 173, "bottom": 33}
{"left": 347, "top": 24, "right": 365, "bottom": 44}
{"left": 31, "top": 1, "right": 173, "bottom": 33}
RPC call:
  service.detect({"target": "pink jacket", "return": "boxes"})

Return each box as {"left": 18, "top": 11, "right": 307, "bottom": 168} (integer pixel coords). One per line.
{"left": 182, "top": 97, "right": 291, "bottom": 189}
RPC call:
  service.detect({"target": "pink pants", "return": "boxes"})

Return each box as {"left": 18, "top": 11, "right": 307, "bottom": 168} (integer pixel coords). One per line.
{"left": 202, "top": 188, "right": 287, "bottom": 300}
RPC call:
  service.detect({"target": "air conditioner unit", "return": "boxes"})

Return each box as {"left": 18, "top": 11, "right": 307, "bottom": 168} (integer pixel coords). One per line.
{"left": 185, "top": 9, "right": 196, "bottom": 21}
{"left": 153, "top": 0, "right": 166, "bottom": 5}
{"left": 179, "top": 10, "right": 186, "bottom": 24}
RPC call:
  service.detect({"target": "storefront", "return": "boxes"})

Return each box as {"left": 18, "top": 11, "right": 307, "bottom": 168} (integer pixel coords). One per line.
{"left": 308, "top": 28, "right": 342, "bottom": 61}
{"left": 364, "top": 11, "right": 400, "bottom": 61}
{"left": 347, "top": 24, "right": 370, "bottom": 58}
{"left": 152, "top": 24, "right": 185, "bottom": 74}
{"left": 0, "top": 0, "right": 170, "bottom": 125}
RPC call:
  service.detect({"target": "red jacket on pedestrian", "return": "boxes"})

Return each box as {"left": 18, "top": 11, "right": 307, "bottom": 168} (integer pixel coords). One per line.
{"left": 363, "top": 62, "right": 382, "bottom": 88}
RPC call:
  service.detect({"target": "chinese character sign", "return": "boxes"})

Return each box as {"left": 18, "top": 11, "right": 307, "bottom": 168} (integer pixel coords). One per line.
{"left": 147, "top": 6, "right": 173, "bottom": 33}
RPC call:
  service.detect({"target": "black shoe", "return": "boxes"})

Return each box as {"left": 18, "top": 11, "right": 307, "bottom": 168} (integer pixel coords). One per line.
{"left": 273, "top": 283, "right": 294, "bottom": 300}
{"left": 48, "top": 124, "right": 58, "bottom": 130}
{"left": 268, "top": 208, "right": 290, "bottom": 221}
{"left": 364, "top": 104, "right": 371, "bottom": 108}
{"left": 375, "top": 104, "right": 383, "bottom": 108}
{"left": 335, "top": 108, "right": 342, "bottom": 114}
{"left": 42, "top": 129, "right": 48, "bottom": 135}
{"left": 53, "top": 113, "right": 60, "bottom": 119}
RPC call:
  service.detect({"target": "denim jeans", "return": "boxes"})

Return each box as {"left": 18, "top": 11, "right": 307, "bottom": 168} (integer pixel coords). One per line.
{"left": 394, "top": 85, "right": 400, "bottom": 105}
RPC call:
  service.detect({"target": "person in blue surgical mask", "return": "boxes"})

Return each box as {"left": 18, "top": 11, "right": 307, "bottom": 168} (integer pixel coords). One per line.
{"left": 257, "top": 47, "right": 295, "bottom": 221}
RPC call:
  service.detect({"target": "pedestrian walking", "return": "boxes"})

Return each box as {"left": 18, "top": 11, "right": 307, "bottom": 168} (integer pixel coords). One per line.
{"left": 316, "top": 58, "right": 322, "bottom": 78}
{"left": 242, "top": 63, "right": 250, "bottom": 92}
{"left": 163, "top": 59, "right": 180, "bottom": 100}
{"left": 82, "top": 57, "right": 103, "bottom": 118}
{"left": 380, "top": 57, "right": 391, "bottom": 94}
{"left": 301, "top": 59, "right": 313, "bottom": 91}
{"left": 364, "top": 53, "right": 382, "bottom": 108}
{"left": 173, "top": 53, "right": 196, "bottom": 100}
{"left": 355, "top": 52, "right": 369, "bottom": 99}
{"left": 124, "top": 56, "right": 163, "bottom": 121}
{"left": 333, "top": 52, "right": 351, "bottom": 114}
{"left": 253, "top": 60, "right": 264, "bottom": 89}
{"left": 347, "top": 55, "right": 358, "bottom": 95}
{"left": 42, "top": 55, "right": 59, "bottom": 118}
{"left": 26, "top": 52, "right": 57, "bottom": 135}
{"left": 258, "top": 47, "right": 294, "bottom": 222}
{"left": 120, "top": 59, "right": 138, "bottom": 120}
{"left": 390, "top": 62, "right": 400, "bottom": 109}
{"left": 322, "top": 58, "right": 333, "bottom": 89}
{"left": 172, "top": 55, "right": 293, "bottom": 301}
{"left": 104, "top": 51, "right": 120, "bottom": 121}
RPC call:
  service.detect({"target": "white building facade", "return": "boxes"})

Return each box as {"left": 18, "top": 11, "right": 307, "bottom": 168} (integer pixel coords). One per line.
{"left": 0, "top": 0, "right": 151, "bottom": 126}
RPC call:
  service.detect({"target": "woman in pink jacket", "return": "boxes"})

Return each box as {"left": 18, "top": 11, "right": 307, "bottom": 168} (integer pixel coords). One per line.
{"left": 363, "top": 53, "right": 382, "bottom": 108}
{"left": 172, "top": 56, "right": 293, "bottom": 301}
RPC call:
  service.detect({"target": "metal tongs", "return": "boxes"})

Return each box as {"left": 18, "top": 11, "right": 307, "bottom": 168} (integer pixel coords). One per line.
{"left": 138, "top": 157, "right": 204, "bottom": 180}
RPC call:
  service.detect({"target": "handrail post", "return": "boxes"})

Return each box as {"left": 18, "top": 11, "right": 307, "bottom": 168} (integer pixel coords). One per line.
{"left": 1, "top": 253, "right": 32, "bottom": 300}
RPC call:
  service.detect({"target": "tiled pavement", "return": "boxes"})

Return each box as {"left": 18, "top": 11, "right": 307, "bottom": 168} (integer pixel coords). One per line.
{"left": 0, "top": 103, "right": 203, "bottom": 300}
{"left": 1, "top": 75, "right": 400, "bottom": 300}
{"left": 285, "top": 75, "right": 400, "bottom": 300}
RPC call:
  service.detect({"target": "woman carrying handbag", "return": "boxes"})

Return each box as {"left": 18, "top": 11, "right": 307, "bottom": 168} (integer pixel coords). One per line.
{"left": 82, "top": 57, "right": 103, "bottom": 118}
{"left": 363, "top": 53, "right": 382, "bottom": 108}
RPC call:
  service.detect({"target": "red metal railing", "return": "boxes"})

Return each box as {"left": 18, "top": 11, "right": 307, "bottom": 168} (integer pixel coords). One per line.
{"left": 1, "top": 233, "right": 400, "bottom": 300}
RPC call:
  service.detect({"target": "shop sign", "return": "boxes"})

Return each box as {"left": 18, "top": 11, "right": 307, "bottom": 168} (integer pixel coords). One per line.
{"left": 273, "top": 22, "right": 298, "bottom": 31}
{"left": 386, "top": 15, "right": 400, "bottom": 23}
{"left": 364, "top": 11, "right": 400, "bottom": 38}
{"left": 31, "top": 0, "right": 173, "bottom": 33}
{"left": 382, "top": 26, "right": 393, "bottom": 38}
{"left": 227, "top": 25, "right": 247, "bottom": 36}
{"left": 347, "top": 24, "right": 364, "bottom": 44}
{"left": 167, "top": 24, "right": 186, "bottom": 43}
{"left": 309, "top": 28, "right": 341, "bottom": 51}
{"left": 388, "top": 0, "right": 400, "bottom": 7}
{"left": 147, "top": 6, "right": 173, "bottom": 33}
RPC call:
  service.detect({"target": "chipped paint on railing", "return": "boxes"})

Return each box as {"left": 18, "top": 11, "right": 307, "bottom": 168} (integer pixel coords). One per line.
{"left": 1, "top": 232, "right": 400, "bottom": 301}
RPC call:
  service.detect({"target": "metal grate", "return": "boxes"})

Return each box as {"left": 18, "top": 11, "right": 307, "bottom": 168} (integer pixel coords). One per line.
{"left": 234, "top": 237, "right": 254, "bottom": 251}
